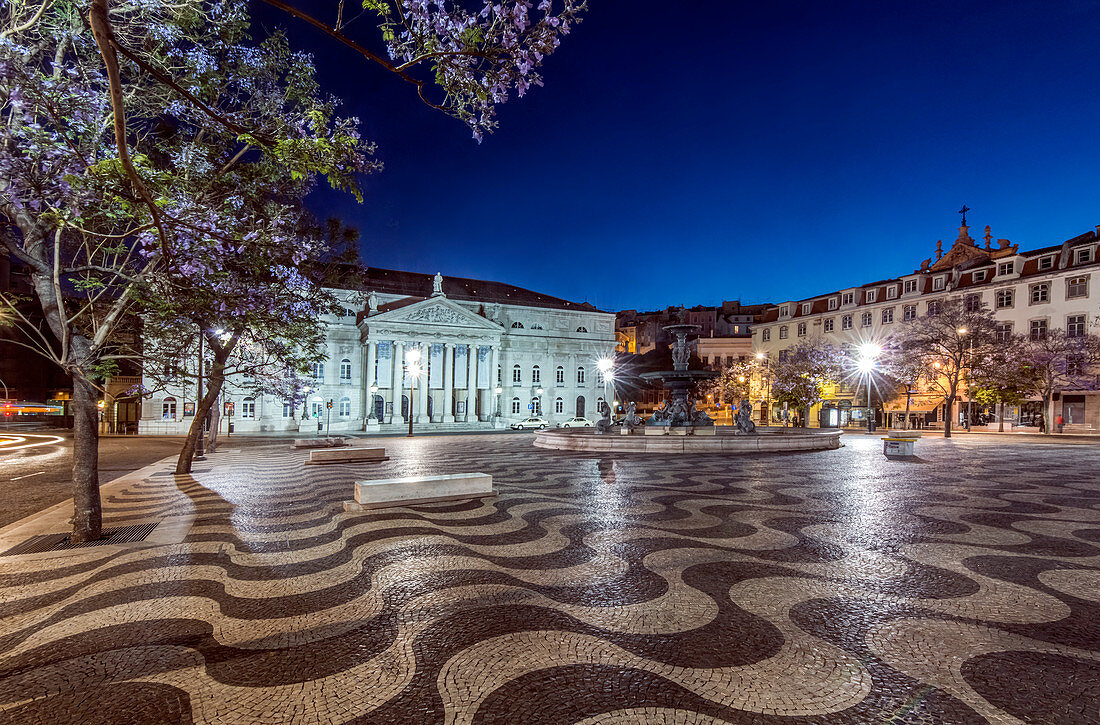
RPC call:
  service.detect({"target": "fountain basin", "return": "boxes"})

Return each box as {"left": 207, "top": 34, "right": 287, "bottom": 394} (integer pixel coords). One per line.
{"left": 533, "top": 427, "right": 842, "bottom": 454}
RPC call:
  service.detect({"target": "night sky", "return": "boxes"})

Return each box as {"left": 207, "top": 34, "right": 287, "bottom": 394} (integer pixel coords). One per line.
{"left": 261, "top": 0, "right": 1100, "bottom": 312}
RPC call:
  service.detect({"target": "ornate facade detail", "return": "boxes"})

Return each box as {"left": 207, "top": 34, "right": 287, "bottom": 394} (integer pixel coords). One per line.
{"left": 405, "top": 305, "right": 463, "bottom": 324}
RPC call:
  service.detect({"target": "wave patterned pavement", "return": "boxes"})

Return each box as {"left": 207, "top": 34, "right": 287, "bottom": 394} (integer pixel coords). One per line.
{"left": 1, "top": 434, "right": 1099, "bottom": 724}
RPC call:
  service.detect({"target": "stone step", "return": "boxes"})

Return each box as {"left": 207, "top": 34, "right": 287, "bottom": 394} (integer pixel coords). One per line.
{"left": 344, "top": 472, "right": 494, "bottom": 511}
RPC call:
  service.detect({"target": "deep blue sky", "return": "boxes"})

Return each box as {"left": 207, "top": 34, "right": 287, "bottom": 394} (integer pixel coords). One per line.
{"left": 264, "top": 0, "right": 1100, "bottom": 312}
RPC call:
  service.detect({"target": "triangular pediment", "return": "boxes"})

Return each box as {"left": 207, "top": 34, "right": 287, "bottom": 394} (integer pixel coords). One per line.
{"left": 365, "top": 297, "right": 502, "bottom": 331}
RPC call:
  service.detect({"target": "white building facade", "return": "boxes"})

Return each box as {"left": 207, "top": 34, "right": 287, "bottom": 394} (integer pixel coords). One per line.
{"left": 751, "top": 221, "right": 1100, "bottom": 431}
{"left": 140, "top": 269, "right": 616, "bottom": 434}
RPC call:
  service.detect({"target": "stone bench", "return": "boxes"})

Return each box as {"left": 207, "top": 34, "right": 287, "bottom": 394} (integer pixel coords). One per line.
{"left": 882, "top": 437, "right": 916, "bottom": 457}
{"left": 307, "top": 447, "right": 388, "bottom": 465}
{"left": 293, "top": 437, "right": 351, "bottom": 449}
{"left": 344, "top": 472, "right": 494, "bottom": 511}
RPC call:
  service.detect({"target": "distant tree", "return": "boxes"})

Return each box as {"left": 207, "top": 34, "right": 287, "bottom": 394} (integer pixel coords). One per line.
{"left": 893, "top": 299, "right": 998, "bottom": 438}
{"left": 704, "top": 359, "right": 757, "bottom": 407}
{"left": 876, "top": 341, "right": 923, "bottom": 430}
{"left": 769, "top": 340, "right": 842, "bottom": 425}
{"left": 1017, "top": 328, "right": 1100, "bottom": 434}
{"left": 969, "top": 335, "right": 1040, "bottom": 432}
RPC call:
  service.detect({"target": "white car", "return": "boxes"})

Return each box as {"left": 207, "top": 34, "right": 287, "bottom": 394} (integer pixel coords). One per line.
{"left": 558, "top": 417, "right": 593, "bottom": 428}
{"left": 510, "top": 417, "right": 550, "bottom": 430}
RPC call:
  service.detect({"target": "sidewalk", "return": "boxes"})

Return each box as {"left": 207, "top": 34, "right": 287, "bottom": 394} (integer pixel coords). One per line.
{"left": 841, "top": 428, "right": 1100, "bottom": 443}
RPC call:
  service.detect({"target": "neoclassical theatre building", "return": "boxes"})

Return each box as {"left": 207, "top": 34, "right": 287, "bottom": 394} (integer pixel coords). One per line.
{"left": 139, "top": 269, "right": 616, "bottom": 434}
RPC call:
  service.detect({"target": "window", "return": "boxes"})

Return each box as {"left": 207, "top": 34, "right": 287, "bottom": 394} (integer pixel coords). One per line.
{"left": 866, "top": 290, "right": 877, "bottom": 303}
{"left": 1067, "top": 315, "right": 1087, "bottom": 337}
{"left": 778, "top": 350, "right": 789, "bottom": 363}
{"left": 531, "top": 397, "right": 542, "bottom": 416}
{"left": 779, "top": 326, "right": 789, "bottom": 339}
{"left": 339, "top": 358, "right": 352, "bottom": 381}
{"left": 823, "top": 318, "right": 834, "bottom": 333}
{"left": 927, "top": 300, "right": 942, "bottom": 315}
{"left": 555, "top": 397, "right": 564, "bottom": 414}
{"left": 841, "top": 292, "right": 854, "bottom": 305}
{"left": 336, "top": 396, "right": 349, "bottom": 416}
{"left": 1029, "top": 319, "right": 1048, "bottom": 341}
{"left": 964, "top": 294, "right": 982, "bottom": 312}
{"left": 932, "top": 276, "right": 945, "bottom": 291}
{"left": 1067, "top": 276, "right": 1088, "bottom": 299}
{"left": 512, "top": 364, "right": 522, "bottom": 385}
{"left": 998, "top": 261, "right": 1014, "bottom": 276}
{"left": 996, "top": 289, "right": 1013, "bottom": 309}
{"left": 511, "top": 397, "right": 521, "bottom": 415}
{"left": 861, "top": 312, "right": 872, "bottom": 327}
{"left": 701, "top": 355, "right": 709, "bottom": 366}
{"left": 761, "top": 328, "right": 771, "bottom": 341}
{"left": 1068, "top": 355, "right": 1085, "bottom": 376}
{"left": 995, "top": 323, "right": 1013, "bottom": 342}
{"left": 779, "top": 305, "right": 789, "bottom": 317}
{"left": 161, "top": 397, "right": 177, "bottom": 420}
{"left": 311, "top": 362, "right": 325, "bottom": 381}
{"left": 801, "top": 303, "right": 811, "bottom": 315}
{"left": 511, "top": 321, "right": 524, "bottom": 329}
{"left": 887, "top": 285, "right": 898, "bottom": 299}
{"left": 576, "top": 326, "right": 588, "bottom": 333}
{"left": 1075, "top": 247, "right": 1094, "bottom": 264}
{"left": 282, "top": 402, "right": 294, "bottom": 418}
{"left": 1038, "top": 256, "right": 1054, "bottom": 271}
{"left": 497, "top": 365, "right": 502, "bottom": 384}
{"left": 797, "top": 322, "right": 807, "bottom": 336}
{"left": 343, "top": 307, "right": 356, "bottom": 317}
{"left": 1030, "top": 283, "right": 1049, "bottom": 304}
{"left": 556, "top": 366, "right": 565, "bottom": 385}
{"left": 903, "top": 279, "right": 918, "bottom": 294}
{"left": 841, "top": 314, "right": 853, "bottom": 330}
{"left": 532, "top": 366, "right": 541, "bottom": 384}
{"left": 828, "top": 297, "right": 838, "bottom": 310}
{"left": 903, "top": 304, "right": 917, "bottom": 321}
{"left": 881, "top": 308, "right": 894, "bottom": 324}
{"left": 241, "top": 397, "right": 255, "bottom": 419}
{"left": 577, "top": 366, "right": 585, "bottom": 384}
{"left": 531, "top": 323, "right": 544, "bottom": 330}
{"left": 972, "top": 271, "right": 986, "bottom": 282}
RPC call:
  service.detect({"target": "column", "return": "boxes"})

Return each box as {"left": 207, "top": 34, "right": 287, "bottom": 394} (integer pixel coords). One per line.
{"left": 490, "top": 345, "right": 501, "bottom": 418}
{"left": 466, "top": 343, "right": 476, "bottom": 422}
{"left": 442, "top": 342, "right": 455, "bottom": 423}
{"left": 364, "top": 340, "right": 376, "bottom": 423}
{"left": 417, "top": 342, "right": 429, "bottom": 423}
{"left": 392, "top": 340, "right": 404, "bottom": 424}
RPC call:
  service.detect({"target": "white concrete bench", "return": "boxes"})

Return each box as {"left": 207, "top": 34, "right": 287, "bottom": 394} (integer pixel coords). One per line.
{"left": 882, "top": 437, "right": 916, "bottom": 457}
{"left": 344, "top": 472, "right": 494, "bottom": 511}
{"left": 307, "top": 447, "right": 388, "bottom": 465}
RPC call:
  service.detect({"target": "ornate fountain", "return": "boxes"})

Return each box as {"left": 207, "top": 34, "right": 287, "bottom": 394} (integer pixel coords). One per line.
{"left": 640, "top": 324, "right": 718, "bottom": 428}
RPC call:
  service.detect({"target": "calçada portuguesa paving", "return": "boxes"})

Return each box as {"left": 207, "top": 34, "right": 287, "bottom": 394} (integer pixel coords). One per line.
{"left": 1, "top": 434, "right": 1099, "bottom": 724}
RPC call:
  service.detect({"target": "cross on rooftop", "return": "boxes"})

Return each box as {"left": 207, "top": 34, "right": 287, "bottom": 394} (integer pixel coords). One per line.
{"left": 958, "top": 204, "right": 970, "bottom": 225}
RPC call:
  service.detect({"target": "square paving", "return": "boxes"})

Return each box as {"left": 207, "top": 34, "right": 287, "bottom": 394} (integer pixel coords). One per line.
{"left": 1, "top": 434, "right": 1099, "bottom": 724}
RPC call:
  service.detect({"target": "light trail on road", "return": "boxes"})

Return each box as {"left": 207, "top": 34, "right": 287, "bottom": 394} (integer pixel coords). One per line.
{"left": 0, "top": 434, "right": 65, "bottom": 452}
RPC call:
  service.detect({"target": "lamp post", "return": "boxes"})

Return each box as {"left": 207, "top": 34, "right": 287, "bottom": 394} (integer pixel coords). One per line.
{"left": 597, "top": 358, "right": 614, "bottom": 418}
{"left": 494, "top": 386, "right": 503, "bottom": 418}
{"left": 755, "top": 352, "right": 770, "bottom": 426}
{"left": 957, "top": 327, "right": 973, "bottom": 431}
{"left": 405, "top": 347, "right": 421, "bottom": 437}
{"left": 856, "top": 342, "right": 881, "bottom": 434}
{"left": 195, "top": 331, "right": 205, "bottom": 461}
{"left": 368, "top": 382, "right": 378, "bottom": 423}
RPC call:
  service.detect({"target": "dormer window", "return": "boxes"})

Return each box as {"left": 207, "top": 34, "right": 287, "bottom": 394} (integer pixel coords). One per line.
{"left": 903, "top": 279, "right": 918, "bottom": 294}
{"left": 828, "top": 297, "right": 838, "bottom": 310}
{"left": 1038, "top": 256, "right": 1054, "bottom": 271}
{"left": 841, "top": 292, "right": 854, "bottom": 306}
{"left": 997, "top": 261, "right": 1014, "bottom": 276}
{"left": 886, "top": 285, "right": 898, "bottom": 299}
{"left": 865, "top": 290, "right": 877, "bottom": 303}
{"left": 1075, "top": 247, "right": 1094, "bottom": 264}
{"left": 779, "top": 305, "right": 789, "bottom": 317}
{"left": 972, "top": 271, "right": 986, "bottom": 282}
{"left": 932, "top": 276, "right": 945, "bottom": 291}
{"left": 800, "top": 303, "right": 811, "bottom": 315}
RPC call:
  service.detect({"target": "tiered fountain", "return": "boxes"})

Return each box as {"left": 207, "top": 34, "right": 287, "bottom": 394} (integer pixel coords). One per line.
{"left": 640, "top": 323, "right": 719, "bottom": 430}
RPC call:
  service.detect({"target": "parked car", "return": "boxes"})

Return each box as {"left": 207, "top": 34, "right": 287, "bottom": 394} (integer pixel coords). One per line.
{"left": 558, "top": 417, "right": 593, "bottom": 428}
{"left": 510, "top": 417, "right": 551, "bottom": 430}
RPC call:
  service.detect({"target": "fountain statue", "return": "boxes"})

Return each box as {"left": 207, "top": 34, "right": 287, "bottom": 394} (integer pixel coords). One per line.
{"left": 622, "top": 402, "right": 643, "bottom": 431}
{"left": 640, "top": 323, "right": 722, "bottom": 429}
{"left": 734, "top": 399, "right": 757, "bottom": 434}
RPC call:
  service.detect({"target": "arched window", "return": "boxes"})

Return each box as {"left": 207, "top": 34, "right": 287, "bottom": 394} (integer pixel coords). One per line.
{"left": 577, "top": 366, "right": 585, "bottom": 384}
{"left": 576, "top": 326, "right": 588, "bottom": 333}
{"left": 532, "top": 365, "right": 541, "bottom": 383}
{"left": 511, "top": 321, "right": 524, "bottom": 329}
{"left": 339, "top": 358, "right": 352, "bottom": 381}
{"left": 512, "top": 364, "right": 522, "bottom": 385}
{"left": 511, "top": 397, "right": 522, "bottom": 415}
{"left": 576, "top": 396, "right": 586, "bottom": 417}
{"left": 339, "top": 396, "right": 351, "bottom": 417}
{"left": 597, "top": 396, "right": 607, "bottom": 414}
{"left": 310, "top": 397, "right": 324, "bottom": 418}
{"left": 161, "top": 397, "right": 176, "bottom": 420}
{"left": 555, "top": 366, "right": 565, "bottom": 385}
{"left": 555, "top": 397, "right": 564, "bottom": 414}
{"left": 531, "top": 396, "right": 542, "bottom": 416}
{"left": 241, "top": 397, "right": 256, "bottom": 419}
{"left": 282, "top": 402, "right": 294, "bottom": 418}
{"left": 401, "top": 395, "right": 409, "bottom": 419}
{"left": 311, "top": 361, "right": 325, "bottom": 381}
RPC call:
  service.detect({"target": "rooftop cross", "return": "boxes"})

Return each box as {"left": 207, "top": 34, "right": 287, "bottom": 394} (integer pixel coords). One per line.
{"left": 958, "top": 204, "right": 970, "bottom": 226}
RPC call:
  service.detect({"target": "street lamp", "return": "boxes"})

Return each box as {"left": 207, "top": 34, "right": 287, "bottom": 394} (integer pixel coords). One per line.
{"left": 597, "top": 357, "right": 614, "bottom": 416}
{"left": 856, "top": 342, "right": 881, "bottom": 434}
{"left": 957, "top": 327, "right": 973, "bottom": 431}
{"left": 755, "top": 352, "right": 771, "bottom": 426}
{"left": 494, "top": 385, "right": 503, "bottom": 418}
{"left": 405, "top": 347, "right": 421, "bottom": 437}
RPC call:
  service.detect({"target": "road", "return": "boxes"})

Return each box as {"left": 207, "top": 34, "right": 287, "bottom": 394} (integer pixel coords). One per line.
{"left": 0, "top": 428, "right": 191, "bottom": 528}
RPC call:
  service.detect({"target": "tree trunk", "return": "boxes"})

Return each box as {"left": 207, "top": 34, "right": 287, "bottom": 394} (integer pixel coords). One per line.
{"left": 1044, "top": 391, "right": 1053, "bottom": 435}
{"left": 207, "top": 402, "right": 221, "bottom": 452}
{"left": 904, "top": 390, "right": 912, "bottom": 431}
{"left": 943, "top": 395, "right": 954, "bottom": 438}
{"left": 998, "top": 401, "right": 1005, "bottom": 432}
{"left": 70, "top": 375, "right": 102, "bottom": 542}
{"left": 175, "top": 345, "right": 231, "bottom": 473}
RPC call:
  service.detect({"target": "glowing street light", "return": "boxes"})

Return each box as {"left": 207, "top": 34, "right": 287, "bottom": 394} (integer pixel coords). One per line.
{"left": 596, "top": 357, "right": 614, "bottom": 416}
{"left": 405, "top": 347, "right": 422, "bottom": 437}
{"left": 755, "top": 352, "right": 771, "bottom": 425}
{"left": 856, "top": 342, "right": 881, "bottom": 433}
